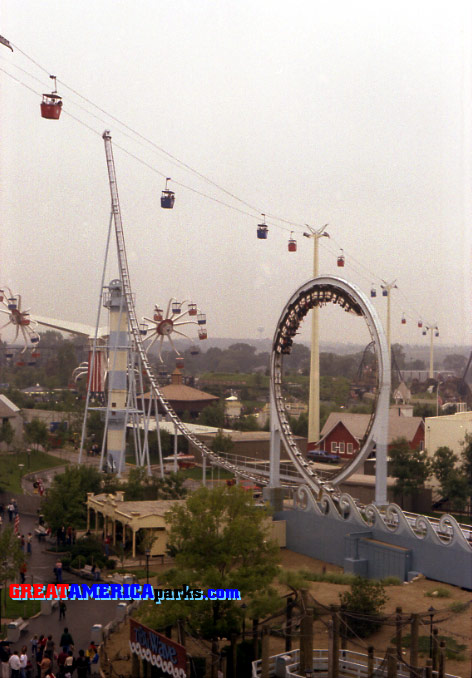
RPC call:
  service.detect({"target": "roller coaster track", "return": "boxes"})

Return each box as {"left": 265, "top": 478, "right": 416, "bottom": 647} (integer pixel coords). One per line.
{"left": 103, "top": 131, "right": 277, "bottom": 486}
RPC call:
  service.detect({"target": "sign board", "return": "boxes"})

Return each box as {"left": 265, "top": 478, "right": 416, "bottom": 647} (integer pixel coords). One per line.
{"left": 129, "top": 618, "right": 187, "bottom": 678}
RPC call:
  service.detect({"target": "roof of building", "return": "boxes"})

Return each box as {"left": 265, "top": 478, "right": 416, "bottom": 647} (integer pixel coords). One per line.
{"left": 0, "top": 394, "right": 20, "bottom": 417}
{"left": 142, "top": 369, "right": 218, "bottom": 404}
{"left": 320, "top": 411, "right": 424, "bottom": 444}
{"left": 141, "top": 384, "right": 218, "bottom": 403}
{"left": 88, "top": 493, "right": 183, "bottom": 519}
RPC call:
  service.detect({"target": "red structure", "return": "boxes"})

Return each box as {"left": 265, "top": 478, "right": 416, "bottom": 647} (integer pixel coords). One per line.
{"left": 316, "top": 412, "right": 424, "bottom": 459}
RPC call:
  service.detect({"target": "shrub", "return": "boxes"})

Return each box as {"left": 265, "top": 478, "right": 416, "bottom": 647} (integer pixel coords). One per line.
{"left": 449, "top": 601, "right": 469, "bottom": 613}
{"left": 339, "top": 577, "right": 387, "bottom": 638}
{"left": 425, "top": 588, "right": 451, "bottom": 598}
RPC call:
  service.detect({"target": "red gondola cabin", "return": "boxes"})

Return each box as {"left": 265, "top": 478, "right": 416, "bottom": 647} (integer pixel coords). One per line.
{"left": 41, "top": 93, "right": 63, "bottom": 120}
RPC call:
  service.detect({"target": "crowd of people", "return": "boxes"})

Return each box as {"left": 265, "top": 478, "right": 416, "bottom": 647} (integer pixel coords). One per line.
{"left": 0, "top": 630, "right": 99, "bottom": 678}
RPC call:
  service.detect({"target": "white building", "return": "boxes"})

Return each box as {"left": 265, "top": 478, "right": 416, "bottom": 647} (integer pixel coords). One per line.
{"left": 225, "top": 394, "right": 242, "bottom": 420}
{"left": 424, "top": 410, "right": 472, "bottom": 459}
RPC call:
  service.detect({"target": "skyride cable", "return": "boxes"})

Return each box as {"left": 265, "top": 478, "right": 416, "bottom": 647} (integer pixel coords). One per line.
{"left": 0, "top": 54, "right": 433, "bottom": 325}
{"left": 9, "top": 40, "right": 307, "bottom": 232}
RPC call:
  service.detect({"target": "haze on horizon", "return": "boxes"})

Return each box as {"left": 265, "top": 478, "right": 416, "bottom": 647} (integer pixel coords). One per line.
{"left": 1, "top": 1, "right": 471, "bottom": 351}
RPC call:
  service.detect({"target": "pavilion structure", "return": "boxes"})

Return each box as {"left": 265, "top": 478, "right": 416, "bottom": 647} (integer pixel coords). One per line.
{"left": 86, "top": 491, "right": 184, "bottom": 559}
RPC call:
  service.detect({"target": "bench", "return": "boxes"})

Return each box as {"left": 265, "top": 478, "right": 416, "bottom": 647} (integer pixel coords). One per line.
{"left": 7, "top": 617, "right": 29, "bottom": 642}
{"left": 80, "top": 564, "right": 100, "bottom": 580}
{"left": 34, "top": 526, "right": 47, "bottom": 540}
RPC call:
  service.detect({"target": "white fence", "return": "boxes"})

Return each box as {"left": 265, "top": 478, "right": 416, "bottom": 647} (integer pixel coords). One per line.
{"left": 252, "top": 648, "right": 460, "bottom": 678}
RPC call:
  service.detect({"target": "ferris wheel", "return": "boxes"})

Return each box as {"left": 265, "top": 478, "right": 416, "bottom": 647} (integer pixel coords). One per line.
{"left": 0, "top": 288, "right": 40, "bottom": 362}
{"left": 141, "top": 299, "right": 207, "bottom": 363}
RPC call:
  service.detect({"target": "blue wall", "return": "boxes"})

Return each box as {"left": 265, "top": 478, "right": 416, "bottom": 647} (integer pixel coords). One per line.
{"left": 275, "top": 507, "right": 472, "bottom": 589}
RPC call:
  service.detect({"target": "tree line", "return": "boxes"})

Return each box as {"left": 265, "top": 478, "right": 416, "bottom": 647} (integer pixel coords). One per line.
{"left": 389, "top": 436, "right": 472, "bottom": 513}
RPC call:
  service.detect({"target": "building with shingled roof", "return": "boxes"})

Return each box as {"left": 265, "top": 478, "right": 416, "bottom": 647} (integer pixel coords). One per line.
{"left": 139, "top": 368, "right": 219, "bottom": 418}
{"left": 316, "top": 410, "right": 424, "bottom": 460}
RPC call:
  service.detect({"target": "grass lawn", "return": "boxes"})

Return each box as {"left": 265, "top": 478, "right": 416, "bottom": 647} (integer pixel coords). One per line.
{"left": 0, "top": 450, "right": 67, "bottom": 494}
{"left": 113, "top": 567, "right": 160, "bottom": 580}
{"left": 3, "top": 596, "right": 40, "bottom": 620}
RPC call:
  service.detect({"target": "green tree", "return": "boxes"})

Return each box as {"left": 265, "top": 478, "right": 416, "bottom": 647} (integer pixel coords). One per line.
{"left": 431, "top": 446, "right": 469, "bottom": 511}
{"left": 431, "top": 447, "right": 457, "bottom": 495}
{"left": 0, "top": 420, "right": 14, "bottom": 447}
{"left": 231, "top": 415, "right": 260, "bottom": 432}
{"left": 24, "top": 417, "right": 49, "bottom": 450}
{"left": 0, "top": 528, "right": 24, "bottom": 584}
{"left": 443, "top": 470, "right": 469, "bottom": 512}
{"left": 389, "top": 437, "right": 431, "bottom": 507}
{"left": 460, "top": 434, "right": 472, "bottom": 508}
{"left": 289, "top": 412, "right": 308, "bottom": 437}
{"left": 199, "top": 402, "right": 225, "bottom": 428}
{"left": 141, "top": 486, "right": 280, "bottom": 640}
{"left": 211, "top": 429, "right": 234, "bottom": 455}
{"left": 443, "top": 354, "right": 467, "bottom": 372}
{"left": 41, "top": 465, "right": 102, "bottom": 532}
{"left": 413, "top": 403, "right": 436, "bottom": 419}
{"left": 339, "top": 577, "right": 387, "bottom": 638}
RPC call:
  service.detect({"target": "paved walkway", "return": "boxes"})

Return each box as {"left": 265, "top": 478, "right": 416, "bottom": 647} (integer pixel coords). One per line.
{"left": 5, "top": 511, "right": 119, "bottom": 659}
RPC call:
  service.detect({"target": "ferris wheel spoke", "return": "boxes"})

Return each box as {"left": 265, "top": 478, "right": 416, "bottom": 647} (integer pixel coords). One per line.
{"left": 146, "top": 333, "right": 160, "bottom": 353}
{"left": 157, "top": 335, "right": 165, "bottom": 362}
{"left": 19, "top": 326, "right": 28, "bottom": 352}
{"left": 0, "top": 319, "right": 12, "bottom": 331}
{"left": 165, "top": 299, "right": 173, "bottom": 318}
{"left": 173, "top": 329, "right": 191, "bottom": 340}
{"left": 167, "top": 335, "right": 180, "bottom": 356}
{"left": 173, "top": 321, "right": 198, "bottom": 327}
{"left": 173, "top": 310, "right": 190, "bottom": 322}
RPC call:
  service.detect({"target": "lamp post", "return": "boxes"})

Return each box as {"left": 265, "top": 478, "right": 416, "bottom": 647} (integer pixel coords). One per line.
{"left": 428, "top": 606, "right": 435, "bottom": 659}
{"left": 145, "top": 549, "right": 150, "bottom": 585}
{"left": 304, "top": 224, "right": 329, "bottom": 450}
{"left": 18, "top": 464, "right": 25, "bottom": 489}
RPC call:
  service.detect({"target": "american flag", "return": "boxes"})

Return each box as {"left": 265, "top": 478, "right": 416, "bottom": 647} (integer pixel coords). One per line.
{"left": 14, "top": 514, "right": 20, "bottom": 535}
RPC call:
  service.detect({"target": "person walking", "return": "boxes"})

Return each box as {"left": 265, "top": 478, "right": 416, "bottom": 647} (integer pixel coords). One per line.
{"left": 63, "top": 652, "right": 73, "bottom": 678}
{"left": 58, "top": 601, "right": 66, "bottom": 620}
{"left": 27, "top": 533, "right": 33, "bottom": 555}
{"left": 8, "top": 502, "right": 14, "bottom": 522}
{"left": 54, "top": 561, "right": 62, "bottom": 585}
{"left": 56, "top": 647, "right": 67, "bottom": 677}
{"left": 73, "top": 651, "right": 88, "bottom": 678}
{"left": 19, "top": 646, "right": 28, "bottom": 678}
{"left": 19, "top": 562, "right": 27, "bottom": 584}
{"left": 9, "top": 650, "right": 21, "bottom": 678}
{"left": 58, "top": 630, "right": 73, "bottom": 654}
{"left": 39, "top": 651, "right": 52, "bottom": 678}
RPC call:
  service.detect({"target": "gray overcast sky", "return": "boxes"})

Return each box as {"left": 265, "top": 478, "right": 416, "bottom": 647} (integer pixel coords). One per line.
{"left": 1, "top": 0, "right": 471, "bottom": 350}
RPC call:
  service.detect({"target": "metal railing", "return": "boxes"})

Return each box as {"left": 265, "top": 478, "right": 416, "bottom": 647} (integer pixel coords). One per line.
{"left": 252, "top": 648, "right": 460, "bottom": 678}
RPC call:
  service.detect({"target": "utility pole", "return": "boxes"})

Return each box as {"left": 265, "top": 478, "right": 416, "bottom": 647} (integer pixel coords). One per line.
{"left": 304, "top": 224, "right": 329, "bottom": 449}
{"left": 424, "top": 324, "right": 439, "bottom": 379}
{"left": 380, "top": 280, "right": 397, "bottom": 360}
